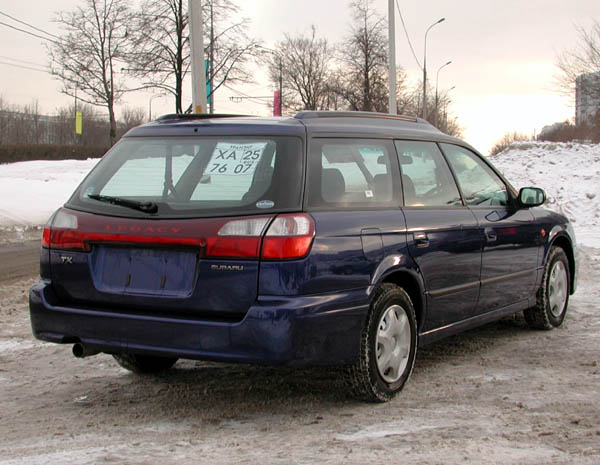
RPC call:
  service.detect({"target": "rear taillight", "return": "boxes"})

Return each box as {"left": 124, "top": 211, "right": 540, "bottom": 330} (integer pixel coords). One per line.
{"left": 206, "top": 217, "right": 270, "bottom": 258}
{"left": 42, "top": 209, "right": 83, "bottom": 250}
{"left": 207, "top": 214, "right": 315, "bottom": 260}
{"left": 262, "top": 214, "right": 315, "bottom": 260}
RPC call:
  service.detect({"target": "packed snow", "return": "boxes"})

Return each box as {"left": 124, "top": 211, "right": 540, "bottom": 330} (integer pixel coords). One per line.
{"left": 491, "top": 141, "right": 600, "bottom": 248}
{"left": 0, "top": 141, "right": 598, "bottom": 247}
{"left": 0, "top": 158, "right": 99, "bottom": 227}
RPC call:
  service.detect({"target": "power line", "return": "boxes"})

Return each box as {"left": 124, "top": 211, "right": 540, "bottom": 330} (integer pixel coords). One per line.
{"left": 224, "top": 84, "right": 271, "bottom": 107}
{"left": 395, "top": 0, "right": 422, "bottom": 71}
{"left": 0, "top": 20, "right": 58, "bottom": 44}
{"left": 0, "top": 10, "right": 60, "bottom": 39}
{"left": 0, "top": 55, "right": 45, "bottom": 67}
{"left": 0, "top": 60, "right": 51, "bottom": 74}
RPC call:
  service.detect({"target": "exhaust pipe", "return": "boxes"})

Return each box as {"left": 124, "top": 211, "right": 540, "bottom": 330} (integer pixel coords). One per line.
{"left": 72, "top": 343, "right": 101, "bottom": 358}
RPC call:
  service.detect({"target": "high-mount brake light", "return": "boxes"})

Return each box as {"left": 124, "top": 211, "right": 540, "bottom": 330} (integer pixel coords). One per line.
{"left": 206, "top": 217, "right": 271, "bottom": 258}
{"left": 261, "top": 214, "right": 315, "bottom": 260}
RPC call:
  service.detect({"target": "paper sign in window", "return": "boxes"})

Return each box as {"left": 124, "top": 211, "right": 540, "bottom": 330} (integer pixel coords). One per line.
{"left": 204, "top": 142, "right": 267, "bottom": 176}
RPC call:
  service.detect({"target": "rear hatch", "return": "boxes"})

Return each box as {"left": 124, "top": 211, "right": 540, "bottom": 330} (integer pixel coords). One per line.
{"left": 44, "top": 133, "right": 308, "bottom": 321}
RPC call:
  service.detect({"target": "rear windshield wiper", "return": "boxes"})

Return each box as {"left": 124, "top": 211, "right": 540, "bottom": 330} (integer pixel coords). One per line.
{"left": 87, "top": 194, "right": 158, "bottom": 214}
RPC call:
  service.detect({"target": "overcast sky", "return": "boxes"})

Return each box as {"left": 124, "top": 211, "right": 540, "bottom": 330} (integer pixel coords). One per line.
{"left": 0, "top": 0, "right": 598, "bottom": 153}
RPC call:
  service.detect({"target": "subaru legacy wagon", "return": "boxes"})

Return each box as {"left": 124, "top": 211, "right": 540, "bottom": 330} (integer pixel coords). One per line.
{"left": 29, "top": 111, "right": 576, "bottom": 402}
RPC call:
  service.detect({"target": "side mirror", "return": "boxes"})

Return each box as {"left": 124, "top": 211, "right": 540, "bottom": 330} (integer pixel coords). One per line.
{"left": 518, "top": 187, "right": 545, "bottom": 208}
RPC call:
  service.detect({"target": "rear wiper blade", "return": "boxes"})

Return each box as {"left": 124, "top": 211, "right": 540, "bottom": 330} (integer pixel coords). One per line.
{"left": 87, "top": 194, "right": 158, "bottom": 214}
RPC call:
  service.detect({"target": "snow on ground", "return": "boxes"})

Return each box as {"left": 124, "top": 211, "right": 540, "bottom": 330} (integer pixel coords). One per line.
{"left": 491, "top": 141, "right": 600, "bottom": 248}
{"left": 0, "top": 158, "right": 99, "bottom": 227}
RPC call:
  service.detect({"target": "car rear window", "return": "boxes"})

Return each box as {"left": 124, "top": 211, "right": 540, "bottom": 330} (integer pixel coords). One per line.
{"left": 67, "top": 136, "right": 303, "bottom": 218}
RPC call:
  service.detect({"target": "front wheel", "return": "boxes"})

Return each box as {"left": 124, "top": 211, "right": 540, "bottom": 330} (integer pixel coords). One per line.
{"left": 112, "top": 353, "right": 178, "bottom": 374}
{"left": 345, "top": 283, "right": 417, "bottom": 402}
{"left": 524, "top": 246, "right": 570, "bottom": 330}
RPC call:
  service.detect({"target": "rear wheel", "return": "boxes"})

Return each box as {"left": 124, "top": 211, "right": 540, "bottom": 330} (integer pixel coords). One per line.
{"left": 345, "top": 283, "right": 417, "bottom": 402}
{"left": 524, "top": 246, "right": 570, "bottom": 330}
{"left": 112, "top": 353, "right": 178, "bottom": 374}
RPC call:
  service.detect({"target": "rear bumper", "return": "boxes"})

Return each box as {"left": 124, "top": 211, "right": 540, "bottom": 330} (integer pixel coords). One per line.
{"left": 29, "top": 281, "right": 369, "bottom": 366}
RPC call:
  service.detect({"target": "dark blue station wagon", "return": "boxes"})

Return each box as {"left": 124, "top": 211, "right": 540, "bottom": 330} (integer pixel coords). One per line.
{"left": 29, "top": 111, "right": 577, "bottom": 402}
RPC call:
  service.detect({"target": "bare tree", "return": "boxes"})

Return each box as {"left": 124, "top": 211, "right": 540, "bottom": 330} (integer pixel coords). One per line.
{"left": 266, "top": 26, "right": 334, "bottom": 113}
{"left": 48, "top": 0, "right": 132, "bottom": 145}
{"left": 118, "top": 107, "right": 147, "bottom": 137}
{"left": 338, "top": 0, "right": 389, "bottom": 112}
{"left": 556, "top": 20, "right": 600, "bottom": 100}
{"left": 127, "top": 0, "right": 258, "bottom": 114}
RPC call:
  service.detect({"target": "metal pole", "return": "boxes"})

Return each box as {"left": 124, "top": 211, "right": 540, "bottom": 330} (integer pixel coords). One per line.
{"left": 434, "top": 61, "right": 451, "bottom": 127}
{"left": 388, "top": 0, "right": 397, "bottom": 115}
{"left": 422, "top": 18, "right": 445, "bottom": 120}
{"left": 188, "top": 0, "right": 207, "bottom": 114}
{"left": 209, "top": 1, "right": 214, "bottom": 114}
{"left": 278, "top": 56, "right": 283, "bottom": 116}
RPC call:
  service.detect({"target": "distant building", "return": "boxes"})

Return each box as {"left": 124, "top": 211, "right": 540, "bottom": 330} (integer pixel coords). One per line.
{"left": 576, "top": 72, "right": 600, "bottom": 125}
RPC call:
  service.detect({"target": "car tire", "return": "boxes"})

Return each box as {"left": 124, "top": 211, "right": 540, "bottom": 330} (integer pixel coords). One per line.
{"left": 345, "top": 283, "right": 417, "bottom": 402}
{"left": 112, "top": 353, "right": 178, "bottom": 374}
{"left": 524, "top": 246, "right": 570, "bottom": 330}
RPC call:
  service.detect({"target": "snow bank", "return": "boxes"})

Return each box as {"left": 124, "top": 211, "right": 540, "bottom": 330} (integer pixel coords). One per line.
{"left": 491, "top": 141, "right": 600, "bottom": 247}
{"left": 0, "top": 158, "right": 99, "bottom": 227}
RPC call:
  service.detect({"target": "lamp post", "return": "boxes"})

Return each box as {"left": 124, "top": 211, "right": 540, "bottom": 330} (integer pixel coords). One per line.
{"left": 148, "top": 94, "right": 164, "bottom": 121}
{"left": 443, "top": 86, "right": 456, "bottom": 130}
{"left": 422, "top": 17, "right": 445, "bottom": 120}
{"left": 434, "top": 60, "right": 452, "bottom": 127}
{"left": 256, "top": 45, "right": 283, "bottom": 116}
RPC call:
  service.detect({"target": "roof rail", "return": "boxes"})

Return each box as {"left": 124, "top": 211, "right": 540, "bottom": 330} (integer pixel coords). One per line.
{"left": 294, "top": 111, "right": 419, "bottom": 123}
{"left": 155, "top": 113, "right": 250, "bottom": 122}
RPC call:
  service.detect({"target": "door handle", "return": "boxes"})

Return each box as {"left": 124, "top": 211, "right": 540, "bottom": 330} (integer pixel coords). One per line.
{"left": 485, "top": 229, "right": 497, "bottom": 242}
{"left": 414, "top": 232, "right": 430, "bottom": 248}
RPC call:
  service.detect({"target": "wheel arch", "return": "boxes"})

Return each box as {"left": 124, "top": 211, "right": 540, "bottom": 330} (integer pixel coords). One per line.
{"left": 548, "top": 232, "right": 575, "bottom": 294}
{"left": 376, "top": 269, "right": 425, "bottom": 332}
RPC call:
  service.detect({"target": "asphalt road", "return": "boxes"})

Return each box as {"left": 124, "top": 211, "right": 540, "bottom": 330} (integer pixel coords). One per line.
{"left": 0, "top": 240, "right": 40, "bottom": 282}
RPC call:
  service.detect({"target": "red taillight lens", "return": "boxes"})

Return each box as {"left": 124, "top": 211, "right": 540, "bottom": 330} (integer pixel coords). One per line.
{"left": 206, "top": 217, "right": 271, "bottom": 258}
{"left": 42, "top": 209, "right": 84, "bottom": 250}
{"left": 261, "top": 214, "right": 315, "bottom": 260}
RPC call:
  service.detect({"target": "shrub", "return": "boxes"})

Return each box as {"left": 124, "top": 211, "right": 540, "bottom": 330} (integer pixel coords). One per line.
{"left": 0, "top": 144, "right": 108, "bottom": 164}
{"left": 489, "top": 132, "right": 530, "bottom": 156}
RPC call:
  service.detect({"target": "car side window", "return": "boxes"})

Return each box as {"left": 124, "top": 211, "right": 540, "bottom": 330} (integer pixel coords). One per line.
{"left": 440, "top": 144, "right": 508, "bottom": 207}
{"left": 394, "top": 140, "right": 462, "bottom": 207}
{"left": 307, "top": 139, "right": 399, "bottom": 207}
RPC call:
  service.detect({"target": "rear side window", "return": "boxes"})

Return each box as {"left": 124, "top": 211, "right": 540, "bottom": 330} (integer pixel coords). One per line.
{"left": 68, "top": 136, "right": 303, "bottom": 218}
{"left": 440, "top": 144, "right": 508, "bottom": 207}
{"left": 307, "top": 139, "right": 399, "bottom": 208}
{"left": 395, "top": 141, "right": 462, "bottom": 207}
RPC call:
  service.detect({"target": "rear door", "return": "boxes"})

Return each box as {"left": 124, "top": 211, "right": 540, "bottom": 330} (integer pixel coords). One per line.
{"left": 396, "top": 140, "right": 482, "bottom": 332}
{"left": 440, "top": 143, "right": 540, "bottom": 313}
{"left": 292, "top": 138, "right": 406, "bottom": 295}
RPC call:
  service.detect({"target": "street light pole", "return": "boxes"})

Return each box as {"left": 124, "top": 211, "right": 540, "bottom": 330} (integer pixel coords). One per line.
{"left": 278, "top": 55, "right": 283, "bottom": 116}
{"left": 422, "top": 17, "right": 445, "bottom": 120}
{"left": 148, "top": 94, "right": 164, "bottom": 121}
{"left": 256, "top": 45, "right": 283, "bottom": 116}
{"left": 434, "top": 60, "right": 452, "bottom": 127}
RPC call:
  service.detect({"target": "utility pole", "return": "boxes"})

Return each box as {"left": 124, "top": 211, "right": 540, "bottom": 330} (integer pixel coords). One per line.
{"left": 388, "top": 0, "right": 397, "bottom": 115}
{"left": 209, "top": 1, "right": 214, "bottom": 114}
{"left": 188, "top": 0, "right": 207, "bottom": 114}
